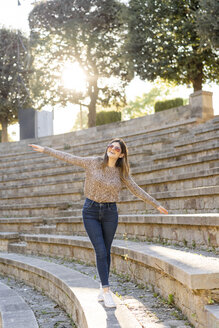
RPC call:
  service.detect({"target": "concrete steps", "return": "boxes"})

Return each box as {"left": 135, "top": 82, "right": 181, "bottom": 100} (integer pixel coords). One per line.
{"left": 0, "top": 104, "right": 218, "bottom": 327}
{"left": 1, "top": 153, "right": 218, "bottom": 195}
{"left": 0, "top": 281, "right": 38, "bottom": 328}
{"left": 0, "top": 140, "right": 219, "bottom": 182}
{"left": 2, "top": 234, "right": 219, "bottom": 328}
{"left": 0, "top": 201, "right": 72, "bottom": 218}
{"left": 0, "top": 110, "right": 201, "bottom": 153}
{"left": 1, "top": 161, "right": 218, "bottom": 197}
{"left": 0, "top": 213, "right": 218, "bottom": 250}
{"left": 1, "top": 123, "right": 218, "bottom": 168}
{"left": 0, "top": 252, "right": 141, "bottom": 328}
{"left": 1, "top": 128, "right": 218, "bottom": 172}
{"left": 0, "top": 114, "right": 217, "bottom": 166}
{"left": 0, "top": 182, "right": 218, "bottom": 216}
{"left": 0, "top": 232, "right": 20, "bottom": 252}
{"left": 1, "top": 174, "right": 218, "bottom": 203}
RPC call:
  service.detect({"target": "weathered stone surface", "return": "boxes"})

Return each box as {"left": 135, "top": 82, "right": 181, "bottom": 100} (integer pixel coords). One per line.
{"left": 0, "top": 252, "right": 141, "bottom": 328}
{"left": 0, "top": 281, "right": 38, "bottom": 328}
{"left": 205, "top": 304, "right": 219, "bottom": 328}
{"left": 0, "top": 99, "right": 218, "bottom": 328}
{"left": 2, "top": 214, "right": 219, "bottom": 249}
{"left": 7, "top": 233, "right": 219, "bottom": 328}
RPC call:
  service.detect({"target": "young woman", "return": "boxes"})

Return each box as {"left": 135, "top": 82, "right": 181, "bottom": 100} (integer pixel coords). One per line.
{"left": 29, "top": 138, "right": 168, "bottom": 308}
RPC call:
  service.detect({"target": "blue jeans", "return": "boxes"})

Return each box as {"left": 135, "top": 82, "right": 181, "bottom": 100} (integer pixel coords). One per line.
{"left": 82, "top": 198, "right": 118, "bottom": 288}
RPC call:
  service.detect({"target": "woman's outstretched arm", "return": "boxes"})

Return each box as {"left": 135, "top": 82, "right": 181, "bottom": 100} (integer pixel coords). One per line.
{"left": 121, "top": 174, "right": 168, "bottom": 214}
{"left": 28, "top": 144, "right": 93, "bottom": 169}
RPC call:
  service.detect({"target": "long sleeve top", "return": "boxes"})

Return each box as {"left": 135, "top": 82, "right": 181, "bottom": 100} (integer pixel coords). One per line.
{"left": 43, "top": 146, "right": 161, "bottom": 209}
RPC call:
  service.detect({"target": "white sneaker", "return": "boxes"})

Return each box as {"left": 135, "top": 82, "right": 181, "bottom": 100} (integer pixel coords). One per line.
{"left": 97, "top": 285, "right": 104, "bottom": 302}
{"left": 103, "top": 291, "right": 116, "bottom": 308}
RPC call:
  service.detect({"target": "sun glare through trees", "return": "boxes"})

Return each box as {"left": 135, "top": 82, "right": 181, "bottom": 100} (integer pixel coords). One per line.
{"left": 61, "top": 62, "right": 87, "bottom": 93}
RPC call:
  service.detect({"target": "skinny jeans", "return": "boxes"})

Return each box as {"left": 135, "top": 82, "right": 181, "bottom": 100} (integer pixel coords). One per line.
{"left": 82, "top": 198, "right": 118, "bottom": 288}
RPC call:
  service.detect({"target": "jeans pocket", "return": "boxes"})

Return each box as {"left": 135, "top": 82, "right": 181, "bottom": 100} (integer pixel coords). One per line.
{"left": 83, "top": 199, "right": 94, "bottom": 209}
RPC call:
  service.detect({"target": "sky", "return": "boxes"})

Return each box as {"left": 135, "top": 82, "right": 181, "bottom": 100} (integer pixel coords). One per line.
{"left": 0, "top": 0, "right": 218, "bottom": 140}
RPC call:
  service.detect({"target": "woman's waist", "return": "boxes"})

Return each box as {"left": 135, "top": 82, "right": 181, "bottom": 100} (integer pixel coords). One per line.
{"left": 85, "top": 197, "right": 116, "bottom": 206}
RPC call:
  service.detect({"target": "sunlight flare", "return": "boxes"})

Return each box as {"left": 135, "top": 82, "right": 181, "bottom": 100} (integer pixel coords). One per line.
{"left": 61, "top": 62, "right": 87, "bottom": 92}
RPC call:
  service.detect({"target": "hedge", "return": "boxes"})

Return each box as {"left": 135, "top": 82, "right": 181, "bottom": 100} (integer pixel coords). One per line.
{"left": 96, "top": 111, "right": 121, "bottom": 126}
{"left": 154, "top": 98, "right": 184, "bottom": 112}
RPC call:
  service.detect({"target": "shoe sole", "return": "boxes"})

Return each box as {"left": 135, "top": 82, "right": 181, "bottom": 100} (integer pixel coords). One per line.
{"left": 104, "top": 303, "right": 117, "bottom": 308}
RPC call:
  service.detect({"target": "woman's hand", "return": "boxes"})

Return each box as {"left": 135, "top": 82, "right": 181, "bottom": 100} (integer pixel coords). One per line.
{"left": 28, "top": 144, "right": 45, "bottom": 153}
{"left": 157, "top": 206, "right": 168, "bottom": 214}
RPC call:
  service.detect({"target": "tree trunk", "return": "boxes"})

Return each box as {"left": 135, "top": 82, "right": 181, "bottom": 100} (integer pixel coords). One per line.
{"left": 192, "top": 63, "right": 203, "bottom": 92}
{"left": 1, "top": 120, "right": 8, "bottom": 143}
{"left": 88, "top": 80, "right": 99, "bottom": 128}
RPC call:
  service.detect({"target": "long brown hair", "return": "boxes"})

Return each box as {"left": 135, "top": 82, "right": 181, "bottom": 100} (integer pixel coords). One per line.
{"left": 101, "top": 138, "right": 130, "bottom": 177}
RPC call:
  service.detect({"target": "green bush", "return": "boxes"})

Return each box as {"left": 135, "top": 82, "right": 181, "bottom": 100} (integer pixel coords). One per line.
{"left": 96, "top": 111, "right": 121, "bottom": 126}
{"left": 154, "top": 98, "right": 184, "bottom": 112}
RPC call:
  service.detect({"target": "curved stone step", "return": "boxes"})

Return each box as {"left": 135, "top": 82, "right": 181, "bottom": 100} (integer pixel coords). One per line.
{"left": 0, "top": 252, "right": 141, "bottom": 328}
{"left": 1, "top": 213, "right": 219, "bottom": 249}
{"left": 1, "top": 166, "right": 218, "bottom": 199}
{"left": 1, "top": 136, "right": 218, "bottom": 178}
{"left": 1, "top": 125, "right": 218, "bottom": 169}
{"left": 1, "top": 148, "right": 218, "bottom": 189}
{"left": 204, "top": 304, "right": 219, "bottom": 328}
{"left": 0, "top": 183, "right": 218, "bottom": 209}
{"left": 6, "top": 234, "right": 219, "bottom": 328}
{"left": 0, "top": 281, "right": 38, "bottom": 328}
{"left": 0, "top": 114, "right": 200, "bottom": 155}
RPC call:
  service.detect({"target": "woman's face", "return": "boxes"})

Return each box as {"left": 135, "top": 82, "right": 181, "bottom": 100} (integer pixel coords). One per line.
{"left": 107, "top": 142, "right": 124, "bottom": 160}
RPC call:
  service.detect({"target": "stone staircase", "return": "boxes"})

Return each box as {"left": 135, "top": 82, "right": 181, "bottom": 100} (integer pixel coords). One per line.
{"left": 0, "top": 99, "right": 219, "bottom": 328}
{"left": 0, "top": 280, "right": 38, "bottom": 328}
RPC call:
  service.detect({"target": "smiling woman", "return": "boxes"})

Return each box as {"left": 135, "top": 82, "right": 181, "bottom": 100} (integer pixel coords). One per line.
{"left": 61, "top": 62, "right": 87, "bottom": 92}
{"left": 28, "top": 139, "right": 168, "bottom": 307}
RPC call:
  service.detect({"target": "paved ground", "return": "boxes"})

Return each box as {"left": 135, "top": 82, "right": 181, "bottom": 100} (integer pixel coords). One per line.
{"left": 0, "top": 252, "right": 194, "bottom": 328}
{"left": 0, "top": 272, "right": 76, "bottom": 328}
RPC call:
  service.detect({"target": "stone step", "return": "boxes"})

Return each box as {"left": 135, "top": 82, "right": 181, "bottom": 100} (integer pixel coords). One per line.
{"left": 0, "top": 202, "right": 72, "bottom": 218}
{"left": 0, "top": 112, "right": 200, "bottom": 153}
{"left": 1, "top": 166, "right": 218, "bottom": 199}
{"left": 0, "top": 116, "right": 217, "bottom": 161}
{"left": 0, "top": 252, "right": 141, "bottom": 328}
{"left": 153, "top": 140, "right": 218, "bottom": 164}
{"left": 0, "top": 232, "right": 20, "bottom": 252}
{"left": 174, "top": 126, "right": 219, "bottom": 143}
{"left": 1, "top": 183, "right": 217, "bottom": 217}
{"left": 1, "top": 122, "right": 218, "bottom": 168}
{"left": 5, "top": 233, "right": 219, "bottom": 328}
{"left": 0, "top": 280, "right": 38, "bottom": 328}
{"left": 0, "top": 146, "right": 219, "bottom": 183}
{"left": 0, "top": 184, "right": 218, "bottom": 212}
{"left": 34, "top": 224, "right": 57, "bottom": 234}
{"left": 1, "top": 213, "right": 218, "bottom": 249}
{"left": 38, "top": 213, "right": 219, "bottom": 250}
{"left": 7, "top": 241, "right": 27, "bottom": 254}
{"left": 1, "top": 113, "right": 217, "bottom": 157}
{"left": 1, "top": 160, "right": 218, "bottom": 204}
{"left": 1, "top": 114, "right": 217, "bottom": 161}
{"left": 204, "top": 304, "right": 219, "bottom": 328}
{"left": 1, "top": 131, "right": 218, "bottom": 172}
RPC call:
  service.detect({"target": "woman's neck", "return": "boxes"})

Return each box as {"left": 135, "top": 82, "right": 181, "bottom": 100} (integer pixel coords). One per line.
{"left": 107, "top": 157, "right": 117, "bottom": 167}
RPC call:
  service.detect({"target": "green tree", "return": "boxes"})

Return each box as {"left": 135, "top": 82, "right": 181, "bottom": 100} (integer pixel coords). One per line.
{"left": 28, "top": 0, "right": 132, "bottom": 128}
{"left": 127, "top": 0, "right": 219, "bottom": 91}
{"left": 0, "top": 28, "right": 31, "bottom": 142}
{"left": 123, "top": 86, "right": 169, "bottom": 119}
{"left": 196, "top": 0, "right": 219, "bottom": 49}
